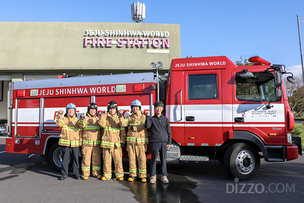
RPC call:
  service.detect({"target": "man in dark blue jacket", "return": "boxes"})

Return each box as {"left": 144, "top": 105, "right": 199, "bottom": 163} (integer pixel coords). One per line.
{"left": 146, "top": 101, "right": 171, "bottom": 184}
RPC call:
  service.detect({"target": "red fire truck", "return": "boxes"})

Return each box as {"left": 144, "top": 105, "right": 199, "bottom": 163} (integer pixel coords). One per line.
{"left": 5, "top": 56, "right": 302, "bottom": 180}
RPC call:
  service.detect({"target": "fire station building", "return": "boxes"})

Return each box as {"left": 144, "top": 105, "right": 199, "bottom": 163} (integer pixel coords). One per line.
{"left": 0, "top": 22, "right": 181, "bottom": 122}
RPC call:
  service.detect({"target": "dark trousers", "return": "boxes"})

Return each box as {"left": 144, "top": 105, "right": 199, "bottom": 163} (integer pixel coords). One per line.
{"left": 150, "top": 142, "right": 168, "bottom": 176}
{"left": 61, "top": 146, "right": 80, "bottom": 177}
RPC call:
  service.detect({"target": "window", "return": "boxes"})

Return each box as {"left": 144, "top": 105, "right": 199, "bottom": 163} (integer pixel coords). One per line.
{"left": 188, "top": 74, "right": 217, "bottom": 100}
{"left": 236, "top": 72, "right": 277, "bottom": 102}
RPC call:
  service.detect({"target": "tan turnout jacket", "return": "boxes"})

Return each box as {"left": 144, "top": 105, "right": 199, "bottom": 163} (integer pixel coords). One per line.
{"left": 79, "top": 113, "right": 102, "bottom": 147}
{"left": 121, "top": 110, "right": 148, "bottom": 145}
{"left": 98, "top": 113, "right": 126, "bottom": 149}
{"left": 56, "top": 113, "right": 81, "bottom": 147}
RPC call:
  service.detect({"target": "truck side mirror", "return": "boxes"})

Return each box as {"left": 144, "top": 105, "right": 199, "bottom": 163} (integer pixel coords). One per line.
{"left": 276, "top": 88, "right": 282, "bottom": 99}
{"left": 287, "top": 76, "right": 296, "bottom": 83}
{"left": 272, "top": 64, "right": 286, "bottom": 74}
{"left": 274, "top": 71, "right": 282, "bottom": 87}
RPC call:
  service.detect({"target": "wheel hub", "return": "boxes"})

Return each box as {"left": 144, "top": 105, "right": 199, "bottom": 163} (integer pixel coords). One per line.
{"left": 53, "top": 147, "right": 63, "bottom": 168}
{"left": 236, "top": 150, "right": 255, "bottom": 175}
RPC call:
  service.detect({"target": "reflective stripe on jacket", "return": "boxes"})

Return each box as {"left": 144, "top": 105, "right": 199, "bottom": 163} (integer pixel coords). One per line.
{"left": 99, "top": 113, "right": 126, "bottom": 149}
{"left": 56, "top": 113, "right": 81, "bottom": 147}
{"left": 79, "top": 113, "right": 102, "bottom": 147}
{"left": 121, "top": 111, "right": 148, "bottom": 145}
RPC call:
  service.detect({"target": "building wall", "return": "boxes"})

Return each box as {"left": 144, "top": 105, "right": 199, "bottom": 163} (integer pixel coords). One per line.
{"left": 0, "top": 22, "right": 180, "bottom": 71}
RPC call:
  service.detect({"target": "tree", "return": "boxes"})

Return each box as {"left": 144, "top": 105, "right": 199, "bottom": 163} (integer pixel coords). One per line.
{"left": 284, "top": 74, "right": 304, "bottom": 117}
{"left": 235, "top": 56, "right": 253, "bottom": 66}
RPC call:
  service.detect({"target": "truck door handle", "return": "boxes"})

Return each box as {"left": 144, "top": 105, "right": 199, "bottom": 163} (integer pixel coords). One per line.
{"left": 186, "top": 116, "right": 195, "bottom": 121}
{"left": 234, "top": 117, "right": 244, "bottom": 123}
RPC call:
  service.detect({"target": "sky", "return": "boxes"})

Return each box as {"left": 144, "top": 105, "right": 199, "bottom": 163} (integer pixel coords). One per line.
{"left": 1, "top": 0, "right": 304, "bottom": 76}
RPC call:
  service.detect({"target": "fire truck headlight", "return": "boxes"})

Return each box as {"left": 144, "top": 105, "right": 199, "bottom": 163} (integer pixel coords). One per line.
{"left": 287, "top": 133, "right": 292, "bottom": 144}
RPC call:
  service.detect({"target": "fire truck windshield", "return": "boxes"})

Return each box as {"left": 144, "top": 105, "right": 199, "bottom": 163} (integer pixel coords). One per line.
{"left": 236, "top": 72, "right": 277, "bottom": 102}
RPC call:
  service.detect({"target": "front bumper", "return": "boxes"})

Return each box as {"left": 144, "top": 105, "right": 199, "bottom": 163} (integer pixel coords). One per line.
{"left": 286, "top": 144, "right": 300, "bottom": 161}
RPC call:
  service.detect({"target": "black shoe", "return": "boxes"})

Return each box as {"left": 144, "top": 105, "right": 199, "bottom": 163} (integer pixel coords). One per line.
{"left": 75, "top": 176, "right": 80, "bottom": 180}
{"left": 60, "top": 176, "right": 67, "bottom": 180}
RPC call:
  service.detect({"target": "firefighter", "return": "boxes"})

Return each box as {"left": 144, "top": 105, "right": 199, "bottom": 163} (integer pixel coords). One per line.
{"left": 56, "top": 103, "right": 81, "bottom": 180}
{"left": 99, "top": 100, "right": 126, "bottom": 181}
{"left": 121, "top": 99, "right": 148, "bottom": 183}
{"left": 78, "top": 103, "right": 102, "bottom": 180}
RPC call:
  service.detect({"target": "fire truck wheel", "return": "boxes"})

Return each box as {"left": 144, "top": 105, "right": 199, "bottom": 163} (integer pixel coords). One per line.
{"left": 48, "top": 143, "right": 69, "bottom": 172}
{"left": 217, "top": 153, "right": 224, "bottom": 164}
{"left": 223, "top": 143, "right": 260, "bottom": 181}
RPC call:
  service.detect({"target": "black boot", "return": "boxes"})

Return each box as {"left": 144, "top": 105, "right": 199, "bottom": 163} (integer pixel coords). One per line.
{"left": 59, "top": 176, "right": 67, "bottom": 180}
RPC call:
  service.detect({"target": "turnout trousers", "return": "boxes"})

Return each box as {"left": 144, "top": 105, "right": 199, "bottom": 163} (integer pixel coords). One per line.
{"left": 127, "top": 143, "right": 147, "bottom": 178}
{"left": 81, "top": 146, "right": 101, "bottom": 177}
{"left": 61, "top": 146, "right": 80, "bottom": 177}
{"left": 102, "top": 147, "right": 124, "bottom": 179}
{"left": 150, "top": 142, "right": 168, "bottom": 176}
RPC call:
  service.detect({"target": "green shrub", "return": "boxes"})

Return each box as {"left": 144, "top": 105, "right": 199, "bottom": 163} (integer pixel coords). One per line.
{"left": 292, "top": 126, "right": 301, "bottom": 135}
{"left": 292, "top": 124, "right": 304, "bottom": 146}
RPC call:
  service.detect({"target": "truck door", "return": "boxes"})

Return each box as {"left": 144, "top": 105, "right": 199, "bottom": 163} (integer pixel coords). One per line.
{"left": 232, "top": 70, "right": 285, "bottom": 144}
{"left": 183, "top": 70, "right": 223, "bottom": 146}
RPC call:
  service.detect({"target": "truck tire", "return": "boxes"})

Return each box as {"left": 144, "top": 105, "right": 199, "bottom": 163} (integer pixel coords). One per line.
{"left": 217, "top": 153, "right": 224, "bottom": 164}
{"left": 48, "top": 143, "right": 65, "bottom": 172}
{"left": 223, "top": 143, "right": 260, "bottom": 181}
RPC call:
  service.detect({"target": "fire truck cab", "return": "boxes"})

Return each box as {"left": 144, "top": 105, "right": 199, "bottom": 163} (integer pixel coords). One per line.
{"left": 165, "top": 56, "right": 301, "bottom": 180}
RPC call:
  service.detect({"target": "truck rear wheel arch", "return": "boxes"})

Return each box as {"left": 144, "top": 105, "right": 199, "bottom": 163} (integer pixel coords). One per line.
{"left": 43, "top": 136, "right": 60, "bottom": 156}
{"left": 42, "top": 136, "right": 66, "bottom": 172}
{"left": 48, "top": 142, "right": 75, "bottom": 172}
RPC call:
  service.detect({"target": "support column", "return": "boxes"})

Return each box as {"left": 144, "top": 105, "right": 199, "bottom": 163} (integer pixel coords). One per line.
{"left": 11, "top": 74, "right": 23, "bottom": 82}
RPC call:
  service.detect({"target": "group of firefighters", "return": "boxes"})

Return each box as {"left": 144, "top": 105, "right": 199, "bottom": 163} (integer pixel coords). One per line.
{"left": 55, "top": 99, "right": 171, "bottom": 184}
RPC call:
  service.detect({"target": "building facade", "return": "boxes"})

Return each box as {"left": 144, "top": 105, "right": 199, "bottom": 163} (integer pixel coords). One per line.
{"left": 0, "top": 22, "right": 181, "bottom": 120}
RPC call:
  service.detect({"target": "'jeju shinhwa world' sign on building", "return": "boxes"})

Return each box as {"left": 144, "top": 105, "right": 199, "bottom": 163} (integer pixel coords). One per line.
{"left": 0, "top": 22, "right": 181, "bottom": 71}
{"left": 84, "top": 29, "right": 170, "bottom": 53}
